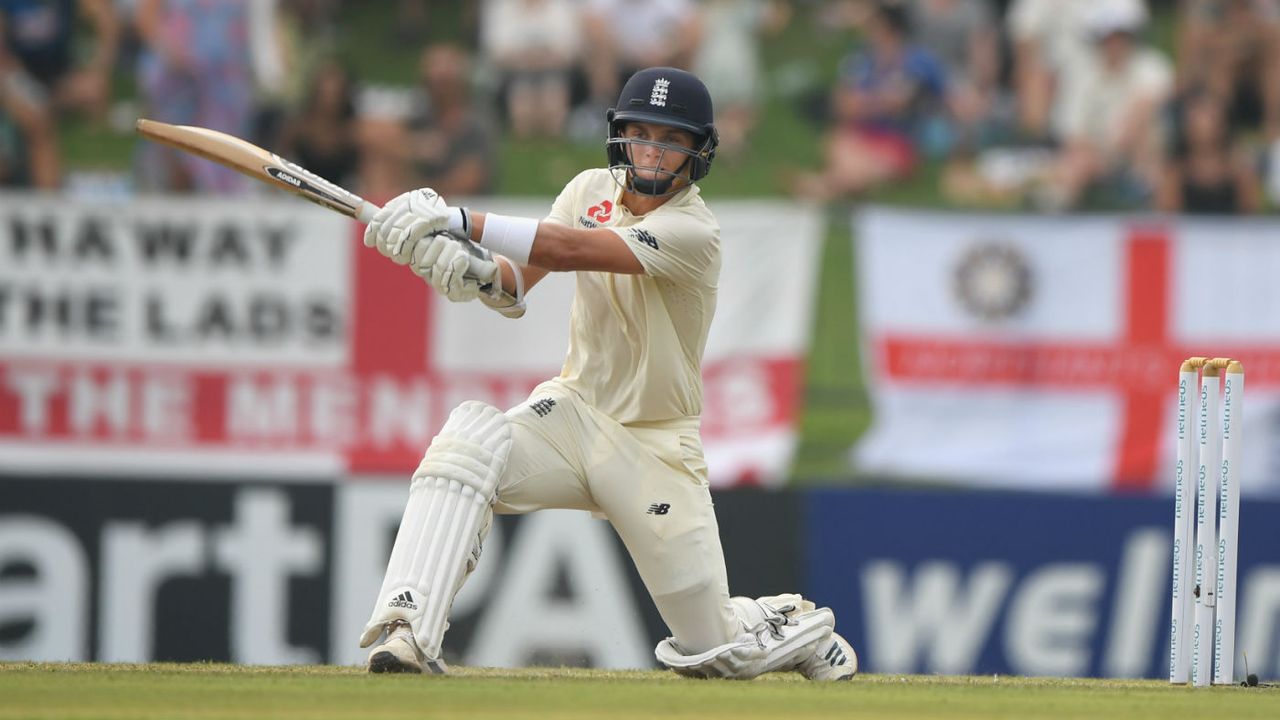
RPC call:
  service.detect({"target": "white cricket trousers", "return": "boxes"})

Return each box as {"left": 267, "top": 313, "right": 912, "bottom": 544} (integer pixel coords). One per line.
{"left": 493, "top": 380, "right": 740, "bottom": 654}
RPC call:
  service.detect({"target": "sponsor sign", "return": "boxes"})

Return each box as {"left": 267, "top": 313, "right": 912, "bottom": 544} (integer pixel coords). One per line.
{"left": 0, "top": 478, "right": 799, "bottom": 666}
{"left": 853, "top": 208, "right": 1280, "bottom": 493}
{"left": 0, "top": 196, "right": 820, "bottom": 487}
{"left": 0, "top": 477, "right": 333, "bottom": 663}
{"left": 805, "top": 488, "right": 1280, "bottom": 679}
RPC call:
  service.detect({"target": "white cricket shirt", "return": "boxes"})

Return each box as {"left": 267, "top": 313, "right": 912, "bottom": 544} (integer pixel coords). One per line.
{"left": 542, "top": 168, "right": 721, "bottom": 425}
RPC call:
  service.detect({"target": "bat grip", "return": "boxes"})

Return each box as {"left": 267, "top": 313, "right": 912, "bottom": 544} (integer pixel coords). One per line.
{"left": 357, "top": 200, "right": 492, "bottom": 281}
{"left": 452, "top": 232, "right": 499, "bottom": 286}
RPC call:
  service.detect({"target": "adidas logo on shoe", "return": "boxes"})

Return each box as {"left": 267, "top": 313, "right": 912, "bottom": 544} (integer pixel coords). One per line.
{"left": 823, "top": 641, "right": 849, "bottom": 667}
{"left": 797, "top": 632, "right": 857, "bottom": 681}
{"left": 387, "top": 591, "right": 418, "bottom": 610}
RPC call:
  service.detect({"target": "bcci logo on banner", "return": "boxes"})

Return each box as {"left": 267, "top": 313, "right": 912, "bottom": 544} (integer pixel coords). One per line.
{"left": 953, "top": 242, "right": 1032, "bottom": 321}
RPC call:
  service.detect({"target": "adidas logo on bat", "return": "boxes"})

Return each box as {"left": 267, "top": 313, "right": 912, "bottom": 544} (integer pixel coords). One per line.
{"left": 387, "top": 591, "right": 418, "bottom": 610}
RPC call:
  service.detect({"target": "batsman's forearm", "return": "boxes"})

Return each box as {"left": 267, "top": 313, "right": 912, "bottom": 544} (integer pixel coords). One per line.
{"left": 497, "top": 257, "right": 550, "bottom": 296}
{"left": 466, "top": 210, "right": 641, "bottom": 274}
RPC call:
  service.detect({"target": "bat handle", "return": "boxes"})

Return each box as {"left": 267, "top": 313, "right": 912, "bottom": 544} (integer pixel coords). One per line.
{"left": 356, "top": 200, "right": 492, "bottom": 281}
{"left": 452, "top": 230, "right": 499, "bottom": 284}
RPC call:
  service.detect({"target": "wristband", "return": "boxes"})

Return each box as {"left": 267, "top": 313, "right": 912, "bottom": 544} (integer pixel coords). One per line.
{"left": 479, "top": 213, "right": 538, "bottom": 265}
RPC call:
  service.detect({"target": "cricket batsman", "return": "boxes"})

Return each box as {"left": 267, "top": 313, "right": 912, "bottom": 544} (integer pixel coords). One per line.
{"left": 358, "top": 66, "right": 857, "bottom": 681}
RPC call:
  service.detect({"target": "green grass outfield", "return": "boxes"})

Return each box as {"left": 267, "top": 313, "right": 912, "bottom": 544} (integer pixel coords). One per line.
{"left": 1, "top": 664, "right": 1274, "bottom": 720}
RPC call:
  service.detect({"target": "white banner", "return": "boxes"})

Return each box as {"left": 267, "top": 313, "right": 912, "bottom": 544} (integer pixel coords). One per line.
{"left": 852, "top": 207, "right": 1280, "bottom": 494}
{"left": 0, "top": 194, "right": 821, "bottom": 487}
{"left": 0, "top": 195, "right": 351, "bottom": 366}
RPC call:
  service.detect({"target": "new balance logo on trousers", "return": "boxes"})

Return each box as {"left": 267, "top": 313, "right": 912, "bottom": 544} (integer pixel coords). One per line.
{"left": 388, "top": 591, "right": 417, "bottom": 610}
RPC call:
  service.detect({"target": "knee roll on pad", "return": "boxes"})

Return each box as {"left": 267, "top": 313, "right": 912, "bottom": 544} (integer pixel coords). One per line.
{"left": 414, "top": 401, "right": 512, "bottom": 497}
{"left": 360, "top": 401, "right": 512, "bottom": 658}
{"left": 655, "top": 596, "right": 835, "bottom": 679}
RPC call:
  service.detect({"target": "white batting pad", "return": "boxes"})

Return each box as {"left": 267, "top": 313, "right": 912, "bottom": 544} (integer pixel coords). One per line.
{"left": 655, "top": 596, "right": 834, "bottom": 679}
{"left": 359, "top": 401, "right": 512, "bottom": 659}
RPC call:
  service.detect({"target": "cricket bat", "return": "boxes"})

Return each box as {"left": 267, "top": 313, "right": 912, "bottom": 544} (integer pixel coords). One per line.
{"left": 134, "top": 118, "right": 499, "bottom": 284}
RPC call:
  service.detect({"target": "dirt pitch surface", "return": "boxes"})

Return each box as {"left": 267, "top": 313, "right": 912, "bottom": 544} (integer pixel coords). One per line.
{"left": 2, "top": 663, "right": 1275, "bottom": 719}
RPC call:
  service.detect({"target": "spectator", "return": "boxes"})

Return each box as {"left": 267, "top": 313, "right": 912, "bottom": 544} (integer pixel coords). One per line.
{"left": 813, "top": 0, "right": 866, "bottom": 31}
{"left": 1157, "top": 90, "right": 1263, "bottom": 214}
{"left": 0, "top": 0, "right": 120, "bottom": 188}
{"left": 0, "top": 112, "right": 26, "bottom": 185}
{"left": 0, "top": 70, "right": 52, "bottom": 188}
{"left": 1177, "top": 0, "right": 1280, "bottom": 140}
{"left": 791, "top": 1, "right": 947, "bottom": 202}
{"left": 395, "top": 1, "right": 479, "bottom": 46}
{"left": 250, "top": 0, "right": 339, "bottom": 147}
{"left": 479, "top": 0, "right": 581, "bottom": 139}
{"left": 907, "top": 0, "right": 1001, "bottom": 152}
{"left": 362, "top": 44, "right": 496, "bottom": 198}
{"left": 693, "top": 0, "right": 791, "bottom": 161}
{"left": 581, "top": 0, "right": 700, "bottom": 107}
{"left": 279, "top": 58, "right": 360, "bottom": 189}
{"left": 1036, "top": 0, "right": 1172, "bottom": 211}
{"left": 397, "top": 0, "right": 429, "bottom": 44}
{"left": 1006, "top": 0, "right": 1093, "bottom": 139}
{"left": 134, "top": 0, "right": 254, "bottom": 193}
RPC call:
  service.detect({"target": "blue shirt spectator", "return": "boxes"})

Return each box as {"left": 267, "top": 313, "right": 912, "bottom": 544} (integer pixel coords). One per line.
{"left": 838, "top": 42, "right": 949, "bottom": 136}
{"left": 790, "top": 2, "right": 949, "bottom": 202}
{"left": 0, "top": 0, "right": 76, "bottom": 86}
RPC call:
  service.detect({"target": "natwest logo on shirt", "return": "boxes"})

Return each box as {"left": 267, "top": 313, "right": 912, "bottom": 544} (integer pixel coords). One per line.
{"left": 587, "top": 200, "right": 613, "bottom": 223}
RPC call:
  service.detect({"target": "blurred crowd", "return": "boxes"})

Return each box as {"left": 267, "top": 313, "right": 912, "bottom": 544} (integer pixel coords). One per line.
{"left": 0, "top": 0, "right": 790, "bottom": 199}
{"left": 795, "top": 0, "right": 1280, "bottom": 213}
{"left": 1, "top": 0, "right": 1278, "bottom": 214}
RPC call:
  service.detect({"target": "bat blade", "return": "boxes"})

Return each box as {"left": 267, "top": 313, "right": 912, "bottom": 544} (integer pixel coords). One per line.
{"left": 134, "top": 118, "right": 521, "bottom": 315}
{"left": 135, "top": 118, "right": 376, "bottom": 221}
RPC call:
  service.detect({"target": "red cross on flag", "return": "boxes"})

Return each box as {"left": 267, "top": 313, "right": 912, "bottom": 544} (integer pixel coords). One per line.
{"left": 854, "top": 208, "right": 1280, "bottom": 494}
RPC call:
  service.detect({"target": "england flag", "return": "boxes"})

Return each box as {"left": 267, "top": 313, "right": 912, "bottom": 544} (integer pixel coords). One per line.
{"left": 852, "top": 207, "right": 1280, "bottom": 495}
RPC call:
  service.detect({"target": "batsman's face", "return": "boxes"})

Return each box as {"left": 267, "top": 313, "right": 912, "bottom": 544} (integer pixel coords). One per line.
{"left": 622, "top": 122, "right": 696, "bottom": 181}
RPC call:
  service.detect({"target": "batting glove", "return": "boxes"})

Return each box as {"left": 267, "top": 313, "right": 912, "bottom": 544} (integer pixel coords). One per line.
{"left": 409, "top": 233, "right": 499, "bottom": 302}
{"left": 363, "top": 188, "right": 452, "bottom": 264}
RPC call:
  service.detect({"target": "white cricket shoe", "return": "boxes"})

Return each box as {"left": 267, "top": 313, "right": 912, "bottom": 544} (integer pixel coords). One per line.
{"left": 366, "top": 621, "right": 448, "bottom": 674}
{"left": 797, "top": 631, "right": 857, "bottom": 681}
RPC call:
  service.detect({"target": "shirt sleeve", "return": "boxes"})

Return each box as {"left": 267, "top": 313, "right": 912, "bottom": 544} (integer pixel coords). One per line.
{"left": 608, "top": 206, "right": 719, "bottom": 285}
{"left": 543, "top": 172, "right": 584, "bottom": 227}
